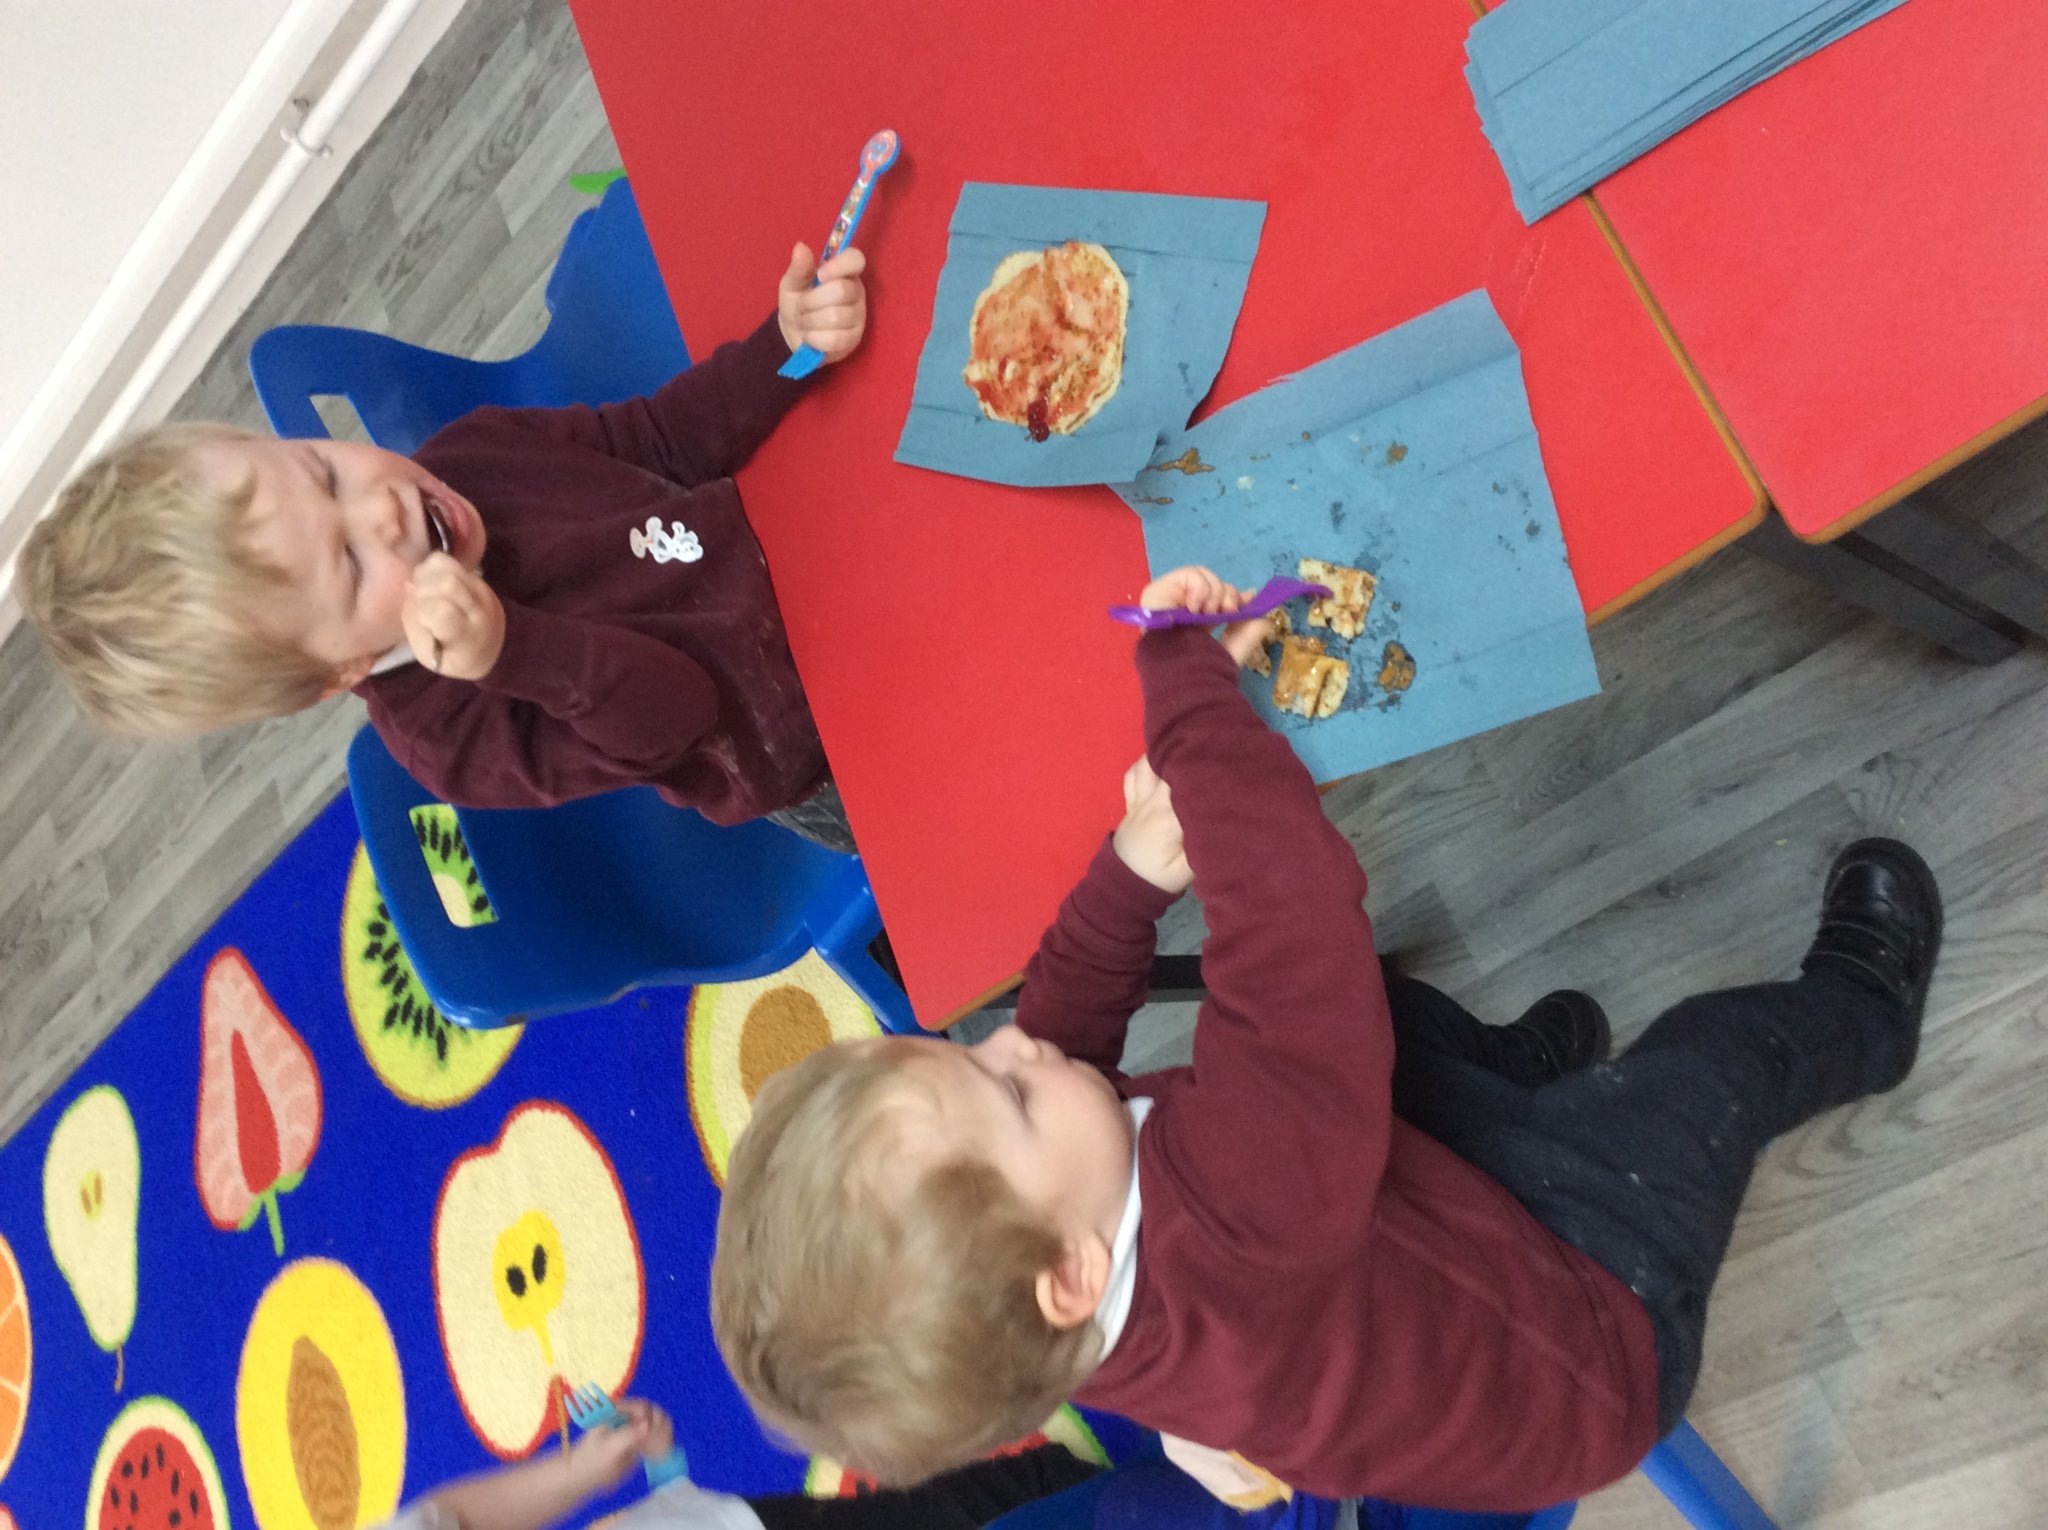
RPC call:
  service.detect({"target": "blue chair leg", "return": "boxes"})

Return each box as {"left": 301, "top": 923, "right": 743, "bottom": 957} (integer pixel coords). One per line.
{"left": 1639, "top": 1421, "right": 1777, "bottom": 1530}
{"left": 811, "top": 870, "right": 920, "bottom": 1035}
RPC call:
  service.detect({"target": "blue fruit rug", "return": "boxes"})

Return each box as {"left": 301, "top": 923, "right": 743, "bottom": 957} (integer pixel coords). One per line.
{"left": 0, "top": 795, "right": 1135, "bottom": 1530}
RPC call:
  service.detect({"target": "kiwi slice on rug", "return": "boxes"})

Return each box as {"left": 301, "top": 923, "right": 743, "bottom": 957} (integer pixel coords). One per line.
{"left": 340, "top": 843, "right": 520, "bottom": 1109}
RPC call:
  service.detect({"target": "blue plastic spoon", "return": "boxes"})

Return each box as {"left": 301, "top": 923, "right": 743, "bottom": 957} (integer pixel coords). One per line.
{"left": 778, "top": 130, "right": 900, "bottom": 380}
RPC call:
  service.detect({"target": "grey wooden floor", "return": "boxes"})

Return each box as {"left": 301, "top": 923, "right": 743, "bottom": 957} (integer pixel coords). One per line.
{"left": 4, "top": 3, "right": 2045, "bottom": 1522}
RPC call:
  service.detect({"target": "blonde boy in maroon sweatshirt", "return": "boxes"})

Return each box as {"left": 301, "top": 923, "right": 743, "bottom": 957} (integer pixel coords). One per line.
{"left": 710, "top": 566, "right": 1941, "bottom": 1512}
{"left": 21, "top": 245, "right": 867, "bottom": 849}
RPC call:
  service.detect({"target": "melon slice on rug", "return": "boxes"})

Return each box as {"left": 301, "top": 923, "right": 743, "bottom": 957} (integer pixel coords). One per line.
{"left": 88, "top": 1396, "right": 229, "bottom": 1530}
{"left": 685, "top": 951, "right": 881, "bottom": 1187}
{"left": 195, "top": 948, "right": 324, "bottom": 1256}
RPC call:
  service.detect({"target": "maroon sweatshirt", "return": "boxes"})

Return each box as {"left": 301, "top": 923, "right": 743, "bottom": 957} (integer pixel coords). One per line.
{"left": 356, "top": 315, "right": 828, "bottom": 823}
{"left": 1015, "top": 628, "right": 1661, "bottom": 1512}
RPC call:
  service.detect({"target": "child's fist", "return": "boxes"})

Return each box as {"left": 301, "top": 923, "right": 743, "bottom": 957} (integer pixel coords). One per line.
{"left": 566, "top": 1399, "right": 673, "bottom": 1491}
{"left": 1137, "top": 565, "right": 1251, "bottom": 620}
{"left": 403, "top": 554, "right": 505, "bottom": 680}
{"left": 1113, "top": 756, "right": 1192, "bottom": 895}
{"left": 777, "top": 242, "right": 868, "bottom": 364}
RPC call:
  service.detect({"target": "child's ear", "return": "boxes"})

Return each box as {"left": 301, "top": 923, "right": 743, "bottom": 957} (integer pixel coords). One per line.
{"left": 321, "top": 654, "right": 379, "bottom": 697}
{"left": 1034, "top": 1232, "right": 1111, "bottom": 1330}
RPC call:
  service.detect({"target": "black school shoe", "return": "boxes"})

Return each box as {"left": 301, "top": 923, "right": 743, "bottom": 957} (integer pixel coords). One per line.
{"left": 1801, "top": 838, "right": 1943, "bottom": 1032}
{"left": 1501, "top": 989, "right": 1612, "bottom": 1082}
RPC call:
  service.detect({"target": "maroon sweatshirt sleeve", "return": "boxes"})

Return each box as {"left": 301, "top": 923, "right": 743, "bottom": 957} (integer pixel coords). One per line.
{"left": 505, "top": 313, "right": 806, "bottom": 487}
{"left": 1136, "top": 627, "right": 1396, "bottom": 1251}
{"left": 377, "top": 601, "right": 724, "bottom": 808}
{"left": 1015, "top": 837, "right": 1181, "bottom": 1079}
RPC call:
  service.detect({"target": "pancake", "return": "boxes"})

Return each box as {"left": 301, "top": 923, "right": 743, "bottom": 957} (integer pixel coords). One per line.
{"left": 963, "top": 241, "right": 1128, "bottom": 440}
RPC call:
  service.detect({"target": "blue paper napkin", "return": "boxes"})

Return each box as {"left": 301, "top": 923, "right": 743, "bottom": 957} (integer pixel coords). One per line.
{"left": 1467, "top": 0, "right": 1915, "bottom": 222}
{"left": 1112, "top": 290, "right": 1600, "bottom": 783}
{"left": 896, "top": 183, "right": 1265, "bottom": 487}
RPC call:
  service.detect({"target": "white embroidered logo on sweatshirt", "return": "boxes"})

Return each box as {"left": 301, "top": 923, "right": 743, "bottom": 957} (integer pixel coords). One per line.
{"left": 630, "top": 516, "right": 703, "bottom": 564}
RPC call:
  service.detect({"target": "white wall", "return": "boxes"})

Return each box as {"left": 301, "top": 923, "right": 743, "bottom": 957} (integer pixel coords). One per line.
{"left": 0, "top": 1, "right": 298, "bottom": 434}
{"left": 0, "top": 0, "right": 470, "bottom": 633}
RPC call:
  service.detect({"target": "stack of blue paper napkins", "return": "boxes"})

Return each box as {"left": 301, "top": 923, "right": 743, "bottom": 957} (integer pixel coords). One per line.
{"left": 1466, "top": 0, "right": 1915, "bottom": 223}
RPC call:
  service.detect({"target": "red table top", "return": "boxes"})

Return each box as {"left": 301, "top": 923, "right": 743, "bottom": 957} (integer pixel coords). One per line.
{"left": 569, "top": 0, "right": 1759, "bottom": 1023}
{"left": 1588, "top": 0, "right": 2048, "bottom": 539}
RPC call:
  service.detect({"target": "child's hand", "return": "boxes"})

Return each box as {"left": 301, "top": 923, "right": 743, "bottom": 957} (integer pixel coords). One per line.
{"left": 1138, "top": 565, "right": 1250, "bottom": 619}
{"left": 1219, "top": 614, "right": 1274, "bottom": 668}
{"left": 1138, "top": 565, "right": 1270, "bottom": 666}
{"left": 404, "top": 554, "right": 505, "bottom": 680}
{"left": 566, "top": 1399, "right": 674, "bottom": 1492}
{"left": 1113, "top": 756, "right": 1192, "bottom": 894}
{"left": 777, "top": 243, "right": 868, "bottom": 364}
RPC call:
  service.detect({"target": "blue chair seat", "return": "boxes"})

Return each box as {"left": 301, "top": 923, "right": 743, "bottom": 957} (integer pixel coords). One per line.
{"left": 346, "top": 725, "right": 915, "bottom": 1034}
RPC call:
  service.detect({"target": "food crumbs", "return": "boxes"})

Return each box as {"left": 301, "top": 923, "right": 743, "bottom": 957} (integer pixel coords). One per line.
{"left": 1377, "top": 641, "right": 1417, "bottom": 694}
{"left": 1156, "top": 447, "right": 1214, "bottom": 475}
{"left": 1385, "top": 442, "right": 1408, "bottom": 464}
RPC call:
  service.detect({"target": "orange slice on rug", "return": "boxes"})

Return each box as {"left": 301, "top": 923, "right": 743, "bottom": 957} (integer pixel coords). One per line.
{"left": 0, "top": 1231, "right": 28, "bottom": 1480}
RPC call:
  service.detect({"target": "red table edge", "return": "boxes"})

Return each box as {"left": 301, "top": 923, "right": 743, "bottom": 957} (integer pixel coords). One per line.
{"left": 1579, "top": 196, "right": 1768, "bottom": 619}
{"left": 1460, "top": 0, "right": 1765, "bottom": 613}
{"left": 1788, "top": 393, "right": 2048, "bottom": 546}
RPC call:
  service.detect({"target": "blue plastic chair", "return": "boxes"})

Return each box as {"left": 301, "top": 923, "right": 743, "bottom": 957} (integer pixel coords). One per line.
{"left": 247, "top": 178, "right": 688, "bottom": 451}
{"left": 989, "top": 1421, "right": 1772, "bottom": 1530}
{"left": 345, "top": 725, "right": 917, "bottom": 1035}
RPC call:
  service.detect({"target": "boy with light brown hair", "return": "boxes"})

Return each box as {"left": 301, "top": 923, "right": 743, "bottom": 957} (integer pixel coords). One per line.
{"left": 18, "top": 244, "right": 869, "bottom": 849}
{"left": 711, "top": 566, "right": 1942, "bottom": 1512}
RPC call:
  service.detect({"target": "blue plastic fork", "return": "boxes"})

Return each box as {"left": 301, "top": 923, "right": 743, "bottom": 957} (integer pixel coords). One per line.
{"left": 777, "top": 130, "right": 901, "bottom": 380}
{"left": 564, "top": 1382, "right": 691, "bottom": 1489}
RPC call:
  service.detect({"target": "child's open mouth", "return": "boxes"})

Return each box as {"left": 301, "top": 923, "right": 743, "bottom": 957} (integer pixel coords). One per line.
{"left": 422, "top": 490, "right": 454, "bottom": 555}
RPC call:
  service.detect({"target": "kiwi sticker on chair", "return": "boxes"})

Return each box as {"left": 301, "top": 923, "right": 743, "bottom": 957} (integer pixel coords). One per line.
{"left": 407, "top": 806, "right": 496, "bottom": 928}
{"left": 685, "top": 951, "right": 882, "bottom": 1187}
{"left": 340, "top": 846, "right": 521, "bottom": 1111}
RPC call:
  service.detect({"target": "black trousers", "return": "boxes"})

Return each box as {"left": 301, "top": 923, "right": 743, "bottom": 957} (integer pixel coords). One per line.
{"left": 765, "top": 779, "right": 859, "bottom": 856}
{"left": 748, "top": 1444, "right": 1104, "bottom": 1530}
{"left": 1383, "top": 965, "right": 1913, "bottom": 1432}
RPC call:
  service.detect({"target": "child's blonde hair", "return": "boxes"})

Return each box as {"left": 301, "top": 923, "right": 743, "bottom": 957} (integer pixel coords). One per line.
{"left": 711, "top": 1037, "right": 1100, "bottom": 1486}
{"left": 16, "top": 422, "right": 336, "bottom": 738}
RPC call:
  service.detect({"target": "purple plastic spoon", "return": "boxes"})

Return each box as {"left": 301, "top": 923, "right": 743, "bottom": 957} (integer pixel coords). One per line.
{"left": 1107, "top": 574, "right": 1331, "bottom": 630}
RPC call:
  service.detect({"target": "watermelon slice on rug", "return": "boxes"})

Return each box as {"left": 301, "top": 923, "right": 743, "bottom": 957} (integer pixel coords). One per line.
{"left": 89, "top": 1396, "right": 229, "bottom": 1530}
{"left": 195, "top": 948, "right": 324, "bottom": 1256}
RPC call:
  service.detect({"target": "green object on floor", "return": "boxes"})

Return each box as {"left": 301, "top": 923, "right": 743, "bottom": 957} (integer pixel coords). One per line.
{"left": 568, "top": 168, "right": 626, "bottom": 196}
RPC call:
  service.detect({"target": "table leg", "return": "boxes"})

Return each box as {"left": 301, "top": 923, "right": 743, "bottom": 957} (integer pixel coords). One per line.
{"left": 965, "top": 954, "right": 1208, "bottom": 1019}
{"left": 1743, "top": 514, "right": 2022, "bottom": 664}
{"left": 1846, "top": 482, "right": 2048, "bottom": 642}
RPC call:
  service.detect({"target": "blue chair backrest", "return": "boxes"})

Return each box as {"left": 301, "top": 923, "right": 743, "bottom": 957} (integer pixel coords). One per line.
{"left": 345, "top": 726, "right": 911, "bottom": 1032}
{"left": 248, "top": 178, "right": 688, "bottom": 452}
